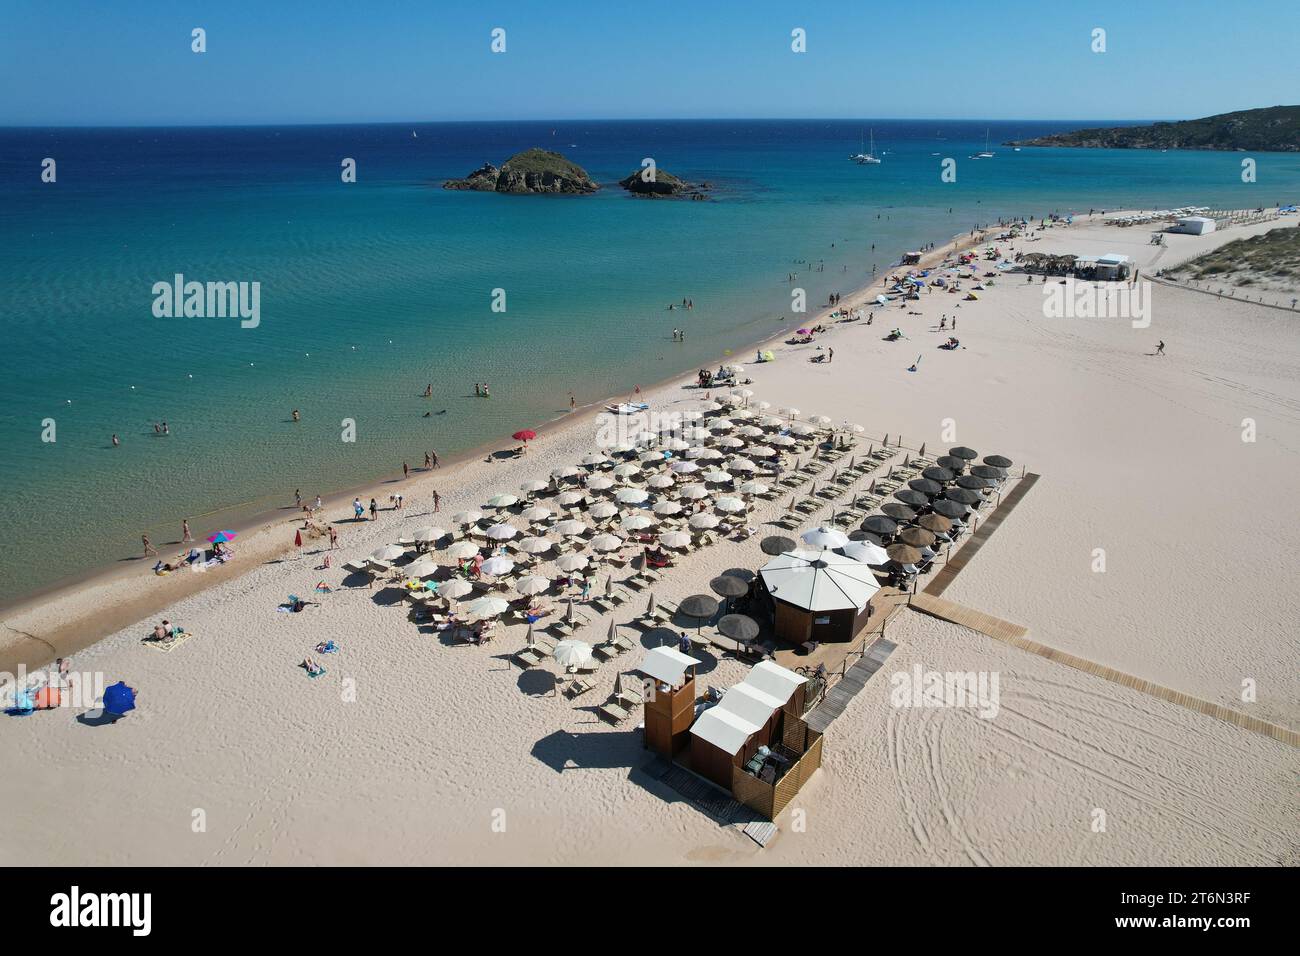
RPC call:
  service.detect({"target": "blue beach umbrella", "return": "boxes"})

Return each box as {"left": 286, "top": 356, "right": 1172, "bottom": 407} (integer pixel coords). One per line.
{"left": 102, "top": 682, "right": 137, "bottom": 716}
{"left": 207, "top": 530, "right": 237, "bottom": 544}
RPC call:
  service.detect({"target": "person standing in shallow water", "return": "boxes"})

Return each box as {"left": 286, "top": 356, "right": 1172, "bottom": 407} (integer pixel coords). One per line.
{"left": 182, "top": 519, "right": 192, "bottom": 543}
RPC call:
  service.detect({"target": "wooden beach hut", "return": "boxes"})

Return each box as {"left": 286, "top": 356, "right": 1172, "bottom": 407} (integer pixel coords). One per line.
{"left": 637, "top": 645, "right": 698, "bottom": 757}
{"left": 758, "top": 548, "right": 880, "bottom": 646}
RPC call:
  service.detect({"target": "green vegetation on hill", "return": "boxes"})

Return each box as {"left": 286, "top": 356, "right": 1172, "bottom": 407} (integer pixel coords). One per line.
{"left": 1009, "top": 106, "right": 1300, "bottom": 152}
{"left": 1169, "top": 226, "right": 1300, "bottom": 286}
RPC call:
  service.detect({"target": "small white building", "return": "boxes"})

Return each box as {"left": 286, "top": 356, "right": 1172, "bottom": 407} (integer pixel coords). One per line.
{"left": 1171, "top": 216, "right": 1216, "bottom": 236}
{"left": 1095, "top": 252, "right": 1134, "bottom": 280}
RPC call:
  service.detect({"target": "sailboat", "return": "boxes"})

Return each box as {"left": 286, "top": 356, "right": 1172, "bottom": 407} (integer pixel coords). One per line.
{"left": 972, "top": 128, "right": 995, "bottom": 159}
{"left": 851, "top": 129, "right": 882, "bottom": 165}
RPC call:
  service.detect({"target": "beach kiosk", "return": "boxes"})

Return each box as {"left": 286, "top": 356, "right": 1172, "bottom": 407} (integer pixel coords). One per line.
{"left": 1171, "top": 215, "right": 1216, "bottom": 235}
{"left": 637, "top": 646, "right": 698, "bottom": 757}
{"left": 688, "top": 661, "right": 822, "bottom": 819}
{"left": 1094, "top": 252, "right": 1134, "bottom": 280}
{"left": 758, "top": 547, "right": 880, "bottom": 646}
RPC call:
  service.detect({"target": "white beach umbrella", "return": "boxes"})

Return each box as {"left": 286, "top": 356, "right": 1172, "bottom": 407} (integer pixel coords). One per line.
{"left": 669, "top": 459, "right": 699, "bottom": 474}
{"left": 556, "top": 490, "right": 586, "bottom": 507}
{"left": 708, "top": 418, "right": 735, "bottom": 432}
{"left": 520, "top": 506, "right": 552, "bottom": 523}
{"left": 695, "top": 447, "right": 723, "bottom": 460}
{"left": 553, "top": 639, "right": 594, "bottom": 669}
{"left": 485, "top": 523, "right": 518, "bottom": 541}
{"left": 647, "top": 473, "right": 676, "bottom": 489}
{"left": 715, "top": 496, "right": 746, "bottom": 513}
{"left": 653, "top": 499, "right": 683, "bottom": 516}
{"left": 684, "top": 427, "right": 710, "bottom": 441}
{"left": 372, "top": 545, "right": 406, "bottom": 562}
{"left": 412, "top": 526, "right": 445, "bottom": 544}
{"left": 755, "top": 401, "right": 772, "bottom": 412}
{"left": 486, "top": 493, "right": 518, "bottom": 509}
{"left": 843, "top": 540, "right": 889, "bottom": 565}
{"left": 610, "top": 441, "right": 636, "bottom": 454}
{"left": 463, "top": 596, "right": 510, "bottom": 619}
{"left": 845, "top": 422, "right": 866, "bottom": 434}
{"left": 445, "top": 541, "right": 480, "bottom": 560}
{"left": 520, "top": 479, "right": 549, "bottom": 494}
{"left": 788, "top": 422, "right": 816, "bottom": 437}
{"left": 514, "top": 574, "right": 551, "bottom": 596}
{"left": 688, "top": 513, "right": 720, "bottom": 530}
{"left": 759, "top": 548, "right": 879, "bottom": 613}
{"left": 517, "top": 535, "right": 553, "bottom": 555}
{"left": 551, "top": 465, "right": 580, "bottom": 480}
{"left": 758, "top": 415, "right": 784, "bottom": 429}
{"left": 801, "top": 525, "right": 850, "bottom": 550}
{"left": 451, "top": 510, "right": 483, "bottom": 526}
{"left": 680, "top": 409, "right": 705, "bottom": 421}
{"left": 809, "top": 415, "right": 833, "bottom": 428}
{"left": 747, "top": 445, "right": 776, "bottom": 459}
{"left": 780, "top": 406, "right": 801, "bottom": 419}
{"left": 658, "top": 530, "right": 692, "bottom": 550}
{"left": 581, "top": 453, "right": 610, "bottom": 467}
{"left": 638, "top": 449, "right": 666, "bottom": 464}
{"left": 739, "top": 481, "right": 769, "bottom": 496}
{"left": 555, "top": 554, "right": 589, "bottom": 572}
{"left": 717, "top": 436, "right": 745, "bottom": 449}
{"left": 480, "top": 556, "right": 515, "bottom": 577}
{"left": 612, "top": 462, "right": 640, "bottom": 479}
{"left": 700, "top": 401, "right": 722, "bottom": 412}
{"left": 620, "top": 514, "right": 655, "bottom": 532}
{"left": 589, "top": 533, "right": 624, "bottom": 553}
{"left": 677, "top": 483, "right": 709, "bottom": 500}
{"left": 735, "top": 388, "right": 755, "bottom": 400}
{"left": 615, "top": 488, "right": 649, "bottom": 505}
{"left": 586, "top": 475, "right": 615, "bottom": 491}
{"left": 769, "top": 434, "right": 797, "bottom": 447}
{"left": 685, "top": 445, "right": 710, "bottom": 459}
{"left": 553, "top": 519, "right": 588, "bottom": 537}
{"left": 633, "top": 430, "right": 657, "bottom": 445}
{"left": 702, "top": 468, "right": 733, "bottom": 483}
{"left": 737, "top": 425, "right": 764, "bottom": 438}
{"left": 589, "top": 501, "right": 619, "bottom": 520}
{"left": 665, "top": 438, "right": 691, "bottom": 451}
{"left": 403, "top": 557, "right": 440, "bottom": 579}
{"left": 727, "top": 458, "right": 757, "bottom": 473}
{"left": 437, "top": 579, "right": 475, "bottom": 601}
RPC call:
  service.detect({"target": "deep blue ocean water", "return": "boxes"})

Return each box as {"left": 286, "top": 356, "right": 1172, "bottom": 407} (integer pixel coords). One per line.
{"left": 3, "top": 119, "right": 1298, "bottom": 601}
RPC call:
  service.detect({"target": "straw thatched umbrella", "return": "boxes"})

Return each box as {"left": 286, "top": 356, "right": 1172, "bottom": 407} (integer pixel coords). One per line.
{"left": 948, "top": 446, "right": 978, "bottom": 461}
{"left": 931, "top": 499, "right": 967, "bottom": 519}
{"left": 886, "top": 543, "right": 922, "bottom": 565}
{"left": 935, "top": 455, "right": 968, "bottom": 473}
{"left": 897, "top": 527, "right": 935, "bottom": 548}
{"left": 983, "top": 454, "right": 1014, "bottom": 469}
{"left": 710, "top": 575, "right": 748, "bottom": 599}
{"left": 717, "top": 614, "right": 759, "bottom": 643}
{"left": 956, "top": 474, "right": 991, "bottom": 490}
{"left": 944, "top": 487, "right": 982, "bottom": 505}
{"left": 880, "top": 502, "right": 917, "bottom": 522}
{"left": 917, "top": 513, "right": 953, "bottom": 534}
{"left": 970, "top": 464, "right": 1007, "bottom": 480}
{"left": 679, "top": 594, "right": 720, "bottom": 621}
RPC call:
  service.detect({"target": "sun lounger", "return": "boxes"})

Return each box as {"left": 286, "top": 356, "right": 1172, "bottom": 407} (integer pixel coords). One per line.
{"left": 514, "top": 648, "right": 543, "bottom": 668}
{"left": 599, "top": 701, "right": 631, "bottom": 723}
{"left": 564, "top": 678, "right": 595, "bottom": 699}
{"left": 343, "top": 559, "right": 368, "bottom": 574}
{"left": 592, "top": 642, "right": 619, "bottom": 662}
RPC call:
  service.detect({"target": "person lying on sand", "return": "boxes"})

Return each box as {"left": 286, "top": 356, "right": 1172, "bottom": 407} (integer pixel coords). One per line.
{"left": 300, "top": 659, "right": 325, "bottom": 677}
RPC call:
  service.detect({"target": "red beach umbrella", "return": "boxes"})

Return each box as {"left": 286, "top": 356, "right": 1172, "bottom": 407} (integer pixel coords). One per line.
{"left": 294, "top": 530, "right": 303, "bottom": 547}
{"left": 512, "top": 429, "right": 538, "bottom": 443}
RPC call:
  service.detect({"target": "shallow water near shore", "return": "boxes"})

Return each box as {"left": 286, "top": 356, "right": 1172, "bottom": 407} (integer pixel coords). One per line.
{"left": 2, "top": 118, "right": 1298, "bottom": 603}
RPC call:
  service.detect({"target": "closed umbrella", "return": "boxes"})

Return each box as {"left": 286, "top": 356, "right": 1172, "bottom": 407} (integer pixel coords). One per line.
{"left": 761, "top": 535, "right": 797, "bottom": 556}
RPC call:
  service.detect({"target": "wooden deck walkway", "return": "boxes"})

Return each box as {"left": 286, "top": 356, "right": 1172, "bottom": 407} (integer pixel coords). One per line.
{"left": 906, "top": 595, "right": 1299, "bottom": 749}
{"left": 804, "top": 638, "right": 897, "bottom": 734}
{"left": 926, "top": 472, "right": 1039, "bottom": 597}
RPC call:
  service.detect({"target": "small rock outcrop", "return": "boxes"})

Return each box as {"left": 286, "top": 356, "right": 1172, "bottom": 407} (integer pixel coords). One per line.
{"left": 618, "top": 168, "right": 712, "bottom": 200}
{"left": 443, "top": 149, "right": 599, "bottom": 194}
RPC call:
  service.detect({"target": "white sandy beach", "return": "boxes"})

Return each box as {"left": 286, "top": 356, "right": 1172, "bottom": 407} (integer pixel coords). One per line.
{"left": 2, "top": 211, "right": 1296, "bottom": 866}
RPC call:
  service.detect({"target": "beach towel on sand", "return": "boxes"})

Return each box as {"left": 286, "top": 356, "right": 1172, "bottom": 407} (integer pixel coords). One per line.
{"left": 142, "top": 629, "right": 194, "bottom": 652}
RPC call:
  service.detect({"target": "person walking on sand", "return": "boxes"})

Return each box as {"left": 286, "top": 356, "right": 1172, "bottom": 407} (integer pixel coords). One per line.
{"left": 828, "top": 347, "right": 834, "bottom": 363}
{"left": 142, "top": 533, "right": 157, "bottom": 557}
{"left": 403, "top": 461, "right": 410, "bottom": 480}
{"left": 1155, "top": 340, "right": 1166, "bottom": 356}
{"left": 424, "top": 451, "right": 432, "bottom": 469}
{"left": 432, "top": 489, "right": 441, "bottom": 513}
{"left": 329, "top": 525, "right": 339, "bottom": 549}
{"left": 569, "top": 393, "right": 576, "bottom": 411}
{"left": 182, "top": 519, "right": 192, "bottom": 543}
{"left": 369, "top": 498, "right": 378, "bottom": 520}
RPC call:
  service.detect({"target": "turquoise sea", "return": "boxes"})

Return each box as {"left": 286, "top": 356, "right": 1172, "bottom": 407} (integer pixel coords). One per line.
{"left": 2, "top": 119, "right": 1299, "bottom": 603}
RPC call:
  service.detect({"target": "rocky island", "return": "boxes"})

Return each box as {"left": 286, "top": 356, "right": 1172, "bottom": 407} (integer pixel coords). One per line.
{"left": 1006, "top": 105, "right": 1300, "bottom": 153}
{"left": 443, "top": 148, "right": 599, "bottom": 194}
{"left": 618, "top": 167, "right": 712, "bottom": 200}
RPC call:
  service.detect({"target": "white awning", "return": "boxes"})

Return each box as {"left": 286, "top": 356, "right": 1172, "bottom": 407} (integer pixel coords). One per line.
{"left": 717, "top": 682, "right": 783, "bottom": 727}
{"left": 690, "top": 706, "right": 760, "bottom": 756}
{"left": 638, "top": 646, "right": 696, "bottom": 686}
{"left": 1097, "top": 252, "right": 1132, "bottom": 265}
{"left": 744, "top": 659, "right": 807, "bottom": 705}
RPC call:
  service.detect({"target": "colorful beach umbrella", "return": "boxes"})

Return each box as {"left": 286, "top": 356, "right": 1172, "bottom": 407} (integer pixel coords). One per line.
{"left": 207, "top": 530, "right": 237, "bottom": 544}
{"left": 102, "top": 681, "right": 137, "bottom": 716}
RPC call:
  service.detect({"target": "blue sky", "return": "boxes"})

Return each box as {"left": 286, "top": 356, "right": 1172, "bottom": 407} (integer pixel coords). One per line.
{"left": 1, "top": 0, "right": 1296, "bottom": 125}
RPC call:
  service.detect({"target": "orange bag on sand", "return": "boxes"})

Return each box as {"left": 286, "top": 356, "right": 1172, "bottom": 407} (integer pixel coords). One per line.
{"left": 34, "top": 687, "right": 61, "bottom": 709}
